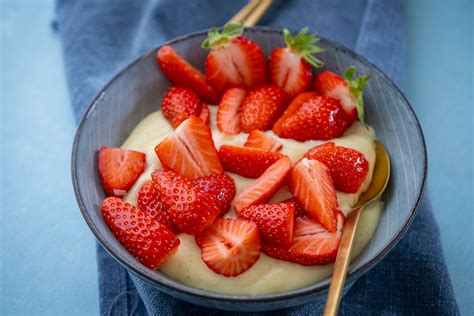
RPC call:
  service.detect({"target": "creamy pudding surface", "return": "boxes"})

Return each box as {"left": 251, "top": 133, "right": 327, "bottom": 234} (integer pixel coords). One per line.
{"left": 122, "top": 107, "right": 382, "bottom": 295}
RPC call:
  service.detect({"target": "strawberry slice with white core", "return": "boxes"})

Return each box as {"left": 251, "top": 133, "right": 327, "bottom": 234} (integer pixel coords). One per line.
{"left": 195, "top": 218, "right": 261, "bottom": 277}
{"left": 244, "top": 130, "right": 283, "bottom": 152}
{"left": 269, "top": 28, "right": 324, "bottom": 99}
{"left": 289, "top": 158, "right": 338, "bottom": 232}
{"left": 262, "top": 211, "right": 345, "bottom": 265}
{"left": 217, "top": 87, "right": 246, "bottom": 134}
{"left": 98, "top": 147, "right": 146, "bottom": 197}
{"left": 314, "top": 66, "right": 369, "bottom": 123}
{"left": 155, "top": 116, "right": 223, "bottom": 180}
{"left": 232, "top": 156, "right": 292, "bottom": 214}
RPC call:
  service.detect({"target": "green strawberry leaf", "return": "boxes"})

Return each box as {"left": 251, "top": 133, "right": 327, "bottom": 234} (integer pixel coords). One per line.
{"left": 343, "top": 66, "right": 370, "bottom": 124}
{"left": 282, "top": 27, "right": 325, "bottom": 67}
{"left": 202, "top": 23, "right": 244, "bottom": 49}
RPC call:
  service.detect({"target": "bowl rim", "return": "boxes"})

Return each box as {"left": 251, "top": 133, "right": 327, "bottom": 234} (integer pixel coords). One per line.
{"left": 72, "top": 26, "right": 427, "bottom": 303}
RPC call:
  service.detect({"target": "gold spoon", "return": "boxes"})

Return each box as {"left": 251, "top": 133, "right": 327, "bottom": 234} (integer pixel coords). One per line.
{"left": 324, "top": 140, "right": 391, "bottom": 316}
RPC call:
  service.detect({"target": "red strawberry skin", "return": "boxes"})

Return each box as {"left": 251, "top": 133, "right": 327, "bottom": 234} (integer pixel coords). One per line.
{"left": 98, "top": 147, "right": 146, "bottom": 197}
{"left": 217, "top": 87, "right": 246, "bottom": 135}
{"left": 244, "top": 130, "right": 283, "bottom": 152}
{"left": 282, "top": 197, "right": 307, "bottom": 217}
{"left": 240, "top": 85, "right": 287, "bottom": 133}
{"left": 273, "top": 92, "right": 319, "bottom": 136}
{"left": 157, "top": 45, "right": 219, "bottom": 104}
{"left": 101, "top": 197, "right": 180, "bottom": 269}
{"left": 280, "top": 96, "right": 349, "bottom": 141}
{"left": 152, "top": 170, "right": 220, "bottom": 235}
{"left": 232, "top": 156, "right": 292, "bottom": 213}
{"left": 262, "top": 211, "right": 345, "bottom": 266}
{"left": 194, "top": 174, "right": 236, "bottom": 215}
{"left": 218, "top": 145, "right": 285, "bottom": 178}
{"left": 289, "top": 158, "right": 338, "bottom": 232}
{"left": 195, "top": 218, "right": 261, "bottom": 277}
{"left": 161, "top": 87, "right": 203, "bottom": 128}
{"left": 238, "top": 202, "right": 295, "bottom": 245}
{"left": 304, "top": 142, "right": 369, "bottom": 193}
{"left": 137, "top": 181, "right": 178, "bottom": 233}
{"left": 205, "top": 36, "right": 267, "bottom": 93}
{"left": 155, "top": 116, "right": 223, "bottom": 180}
{"left": 269, "top": 47, "right": 313, "bottom": 99}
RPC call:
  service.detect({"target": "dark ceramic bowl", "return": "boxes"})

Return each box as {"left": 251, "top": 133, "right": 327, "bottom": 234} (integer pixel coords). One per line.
{"left": 72, "top": 27, "right": 427, "bottom": 312}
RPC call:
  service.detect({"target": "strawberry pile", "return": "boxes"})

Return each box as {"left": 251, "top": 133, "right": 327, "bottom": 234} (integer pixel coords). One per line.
{"left": 96, "top": 25, "right": 372, "bottom": 277}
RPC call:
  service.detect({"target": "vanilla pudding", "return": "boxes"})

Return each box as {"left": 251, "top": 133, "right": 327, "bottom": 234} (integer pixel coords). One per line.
{"left": 122, "top": 106, "right": 382, "bottom": 295}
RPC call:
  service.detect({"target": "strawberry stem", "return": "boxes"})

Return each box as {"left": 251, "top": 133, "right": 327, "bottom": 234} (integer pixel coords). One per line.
{"left": 283, "top": 27, "right": 325, "bottom": 67}
{"left": 343, "top": 66, "right": 370, "bottom": 124}
{"left": 202, "top": 24, "right": 244, "bottom": 49}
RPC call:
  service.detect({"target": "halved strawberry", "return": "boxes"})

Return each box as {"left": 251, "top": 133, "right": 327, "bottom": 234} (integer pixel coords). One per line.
{"left": 272, "top": 92, "right": 319, "bottom": 135}
{"left": 282, "top": 197, "right": 307, "bottom": 217}
{"left": 195, "top": 218, "right": 261, "bottom": 277}
{"left": 202, "top": 24, "right": 267, "bottom": 93}
{"left": 240, "top": 85, "right": 286, "bottom": 132}
{"left": 161, "top": 87, "right": 203, "bottom": 128}
{"left": 101, "top": 197, "right": 180, "bottom": 269}
{"left": 199, "top": 103, "right": 210, "bottom": 125}
{"left": 304, "top": 142, "right": 369, "bottom": 193}
{"left": 314, "top": 66, "right": 369, "bottom": 124}
{"left": 98, "top": 147, "right": 146, "bottom": 197}
{"left": 244, "top": 130, "right": 283, "bottom": 152}
{"left": 232, "top": 156, "right": 292, "bottom": 213}
{"left": 279, "top": 95, "right": 349, "bottom": 141}
{"left": 288, "top": 158, "right": 338, "bottom": 232}
{"left": 262, "top": 211, "right": 345, "bottom": 266}
{"left": 218, "top": 145, "right": 285, "bottom": 178}
{"left": 194, "top": 174, "right": 236, "bottom": 215}
{"left": 216, "top": 87, "right": 246, "bottom": 134}
{"left": 137, "top": 181, "right": 178, "bottom": 233}
{"left": 269, "top": 28, "right": 324, "bottom": 99}
{"left": 155, "top": 116, "right": 223, "bottom": 180}
{"left": 238, "top": 202, "right": 295, "bottom": 245}
{"left": 157, "top": 45, "right": 219, "bottom": 104}
{"left": 151, "top": 170, "right": 220, "bottom": 235}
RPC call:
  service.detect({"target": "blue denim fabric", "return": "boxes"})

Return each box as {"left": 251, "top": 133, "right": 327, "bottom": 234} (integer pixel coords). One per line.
{"left": 56, "top": 0, "right": 459, "bottom": 314}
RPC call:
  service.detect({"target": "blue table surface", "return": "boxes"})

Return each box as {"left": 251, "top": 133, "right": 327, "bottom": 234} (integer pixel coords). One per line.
{"left": 1, "top": 0, "right": 472, "bottom": 315}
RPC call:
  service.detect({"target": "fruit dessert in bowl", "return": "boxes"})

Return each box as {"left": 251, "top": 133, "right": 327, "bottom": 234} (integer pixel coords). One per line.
{"left": 72, "top": 26, "right": 426, "bottom": 311}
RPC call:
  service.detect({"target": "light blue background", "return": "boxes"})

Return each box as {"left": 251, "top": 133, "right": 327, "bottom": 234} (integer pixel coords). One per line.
{"left": 0, "top": 0, "right": 472, "bottom": 315}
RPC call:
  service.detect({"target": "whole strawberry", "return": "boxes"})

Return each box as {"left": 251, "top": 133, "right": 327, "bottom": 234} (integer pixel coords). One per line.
{"left": 161, "top": 87, "right": 203, "bottom": 128}
{"left": 202, "top": 24, "right": 267, "bottom": 93}
{"left": 240, "top": 85, "right": 286, "bottom": 132}
{"left": 269, "top": 27, "right": 324, "bottom": 99}
{"left": 101, "top": 197, "right": 180, "bottom": 269}
{"left": 194, "top": 174, "right": 236, "bottom": 215}
{"left": 304, "top": 142, "right": 369, "bottom": 193}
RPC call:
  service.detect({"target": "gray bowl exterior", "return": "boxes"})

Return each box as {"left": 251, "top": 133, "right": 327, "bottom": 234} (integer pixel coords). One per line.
{"left": 72, "top": 28, "right": 427, "bottom": 311}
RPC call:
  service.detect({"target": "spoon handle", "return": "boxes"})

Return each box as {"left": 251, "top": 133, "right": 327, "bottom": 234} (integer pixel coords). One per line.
{"left": 323, "top": 207, "right": 362, "bottom": 316}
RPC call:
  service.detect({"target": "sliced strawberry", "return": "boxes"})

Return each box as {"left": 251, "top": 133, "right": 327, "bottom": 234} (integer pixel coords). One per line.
{"left": 216, "top": 87, "right": 246, "bottom": 134}
{"left": 240, "top": 85, "right": 286, "bottom": 132}
{"left": 98, "top": 147, "right": 146, "bottom": 197}
{"left": 238, "top": 202, "right": 295, "bottom": 245}
{"left": 244, "top": 130, "right": 282, "bottom": 152}
{"left": 199, "top": 103, "right": 210, "bottom": 125}
{"left": 151, "top": 170, "right": 220, "bottom": 235}
{"left": 232, "top": 156, "right": 292, "bottom": 213}
{"left": 161, "top": 87, "right": 203, "bottom": 128}
{"left": 272, "top": 92, "right": 319, "bottom": 135}
{"left": 101, "top": 197, "right": 180, "bottom": 269}
{"left": 304, "top": 142, "right": 369, "bottom": 193}
{"left": 195, "top": 218, "right": 261, "bottom": 277}
{"left": 282, "top": 197, "right": 307, "bottom": 217}
{"left": 288, "top": 158, "right": 338, "bottom": 232}
{"left": 218, "top": 145, "right": 285, "bottom": 178}
{"left": 262, "top": 211, "right": 345, "bottom": 266}
{"left": 280, "top": 95, "right": 349, "bottom": 141}
{"left": 269, "top": 28, "right": 324, "bottom": 99}
{"left": 155, "top": 116, "right": 223, "bottom": 180}
{"left": 194, "top": 174, "right": 236, "bottom": 215}
{"left": 137, "top": 181, "right": 179, "bottom": 233}
{"left": 314, "top": 66, "right": 369, "bottom": 124}
{"left": 203, "top": 24, "right": 267, "bottom": 93}
{"left": 157, "top": 45, "right": 219, "bottom": 104}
